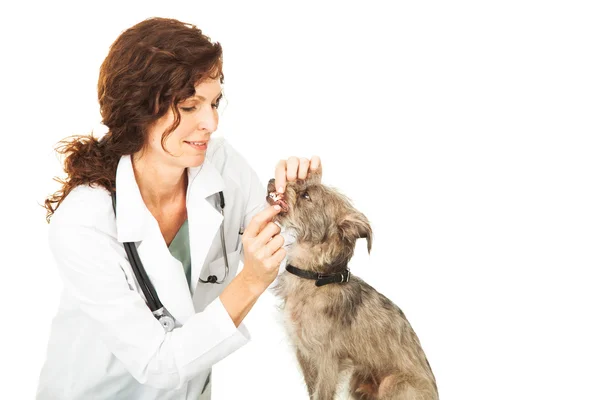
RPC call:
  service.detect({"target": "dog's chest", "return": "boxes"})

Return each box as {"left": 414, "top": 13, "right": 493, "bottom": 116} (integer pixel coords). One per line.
{"left": 280, "top": 282, "right": 336, "bottom": 352}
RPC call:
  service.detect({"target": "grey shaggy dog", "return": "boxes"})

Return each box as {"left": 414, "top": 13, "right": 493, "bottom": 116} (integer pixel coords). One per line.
{"left": 266, "top": 172, "right": 438, "bottom": 400}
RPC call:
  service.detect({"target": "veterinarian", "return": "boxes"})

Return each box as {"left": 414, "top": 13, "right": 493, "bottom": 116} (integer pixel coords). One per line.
{"left": 36, "top": 17, "right": 320, "bottom": 399}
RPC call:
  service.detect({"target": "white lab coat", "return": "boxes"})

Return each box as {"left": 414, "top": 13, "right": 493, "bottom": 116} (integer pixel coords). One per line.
{"left": 37, "top": 138, "right": 274, "bottom": 399}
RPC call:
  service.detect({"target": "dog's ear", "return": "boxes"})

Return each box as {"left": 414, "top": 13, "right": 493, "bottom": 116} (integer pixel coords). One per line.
{"left": 339, "top": 212, "right": 373, "bottom": 253}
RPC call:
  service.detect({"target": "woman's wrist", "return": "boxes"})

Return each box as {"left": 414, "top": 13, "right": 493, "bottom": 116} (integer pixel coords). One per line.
{"left": 238, "top": 269, "right": 268, "bottom": 297}
{"left": 218, "top": 270, "right": 267, "bottom": 327}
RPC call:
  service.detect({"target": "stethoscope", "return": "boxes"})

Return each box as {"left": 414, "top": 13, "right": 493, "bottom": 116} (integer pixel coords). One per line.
{"left": 111, "top": 191, "right": 230, "bottom": 332}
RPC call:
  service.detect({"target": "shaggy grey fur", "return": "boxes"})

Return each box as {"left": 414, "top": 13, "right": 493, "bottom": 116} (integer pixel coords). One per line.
{"left": 267, "top": 172, "right": 438, "bottom": 400}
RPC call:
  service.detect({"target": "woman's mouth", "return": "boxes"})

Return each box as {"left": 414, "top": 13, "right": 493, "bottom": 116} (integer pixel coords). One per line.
{"left": 185, "top": 140, "right": 208, "bottom": 150}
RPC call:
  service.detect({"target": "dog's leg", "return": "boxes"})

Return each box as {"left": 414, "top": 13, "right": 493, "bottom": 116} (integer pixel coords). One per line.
{"left": 296, "top": 350, "right": 318, "bottom": 397}
{"left": 379, "top": 374, "right": 438, "bottom": 400}
{"left": 348, "top": 370, "right": 378, "bottom": 400}
{"left": 312, "top": 354, "right": 340, "bottom": 400}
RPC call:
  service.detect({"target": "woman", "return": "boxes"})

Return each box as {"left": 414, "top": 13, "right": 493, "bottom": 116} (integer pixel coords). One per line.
{"left": 37, "top": 17, "right": 320, "bottom": 399}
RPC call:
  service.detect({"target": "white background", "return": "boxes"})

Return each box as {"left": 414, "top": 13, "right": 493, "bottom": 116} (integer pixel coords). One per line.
{"left": 1, "top": 1, "right": 599, "bottom": 399}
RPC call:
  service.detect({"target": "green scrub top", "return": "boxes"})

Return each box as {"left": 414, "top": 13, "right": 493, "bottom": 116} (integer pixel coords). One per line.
{"left": 168, "top": 219, "right": 192, "bottom": 292}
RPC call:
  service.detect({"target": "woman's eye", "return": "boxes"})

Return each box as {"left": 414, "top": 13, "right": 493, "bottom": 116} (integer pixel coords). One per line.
{"left": 180, "top": 106, "right": 196, "bottom": 112}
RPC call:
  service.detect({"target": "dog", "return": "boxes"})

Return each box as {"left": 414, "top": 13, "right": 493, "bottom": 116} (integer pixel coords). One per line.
{"left": 266, "top": 172, "right": 438, "bottom": 400}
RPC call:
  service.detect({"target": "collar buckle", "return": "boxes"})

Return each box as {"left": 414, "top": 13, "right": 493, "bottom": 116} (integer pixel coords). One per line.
{"left": 340, "top": 269, "right": 351, "bottom": 283}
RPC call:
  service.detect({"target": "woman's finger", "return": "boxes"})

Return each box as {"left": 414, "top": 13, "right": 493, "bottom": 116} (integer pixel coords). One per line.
{"left": 310, "top": 155, "right": 322, "bottom": 173}
{"left": 254, "top": 222, "right": 281, "bottom": 247}
{"left": 243, "top": 205, "right": 281, "bottom": 238}
{"left": 263, "top": 234, "right": 285, "bottom": 257}
{"left": 267, "top": 247, "right": 287, "bottom": 267}
{"left": 298, "top": 157, "right": 310, "bottom": 180}
{"left": 274, "top": 159, "right": 287, "bottom": 194}
{"left": 286, "top": 156, "right": 300, "bottom": 182}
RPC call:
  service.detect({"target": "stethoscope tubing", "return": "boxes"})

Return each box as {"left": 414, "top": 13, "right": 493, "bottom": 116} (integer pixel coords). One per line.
{"left": 199, "top": 192, "right": 230, "bottom": 284}
{"left": 123, "top": 241, "right": 162, "bottom": 311}
{"left": 111, "top": 190, "right": 229, "bottom": 330}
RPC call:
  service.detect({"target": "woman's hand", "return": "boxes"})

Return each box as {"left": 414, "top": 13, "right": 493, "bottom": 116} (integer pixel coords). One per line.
{"left": 239, "top": 205, "right": 286, "bottom": 293}
{"left": 274, "top": 156, "right": 321, "bottom": 194}
{"left": 237, "top": 155, "right": 321, "bottom": 293}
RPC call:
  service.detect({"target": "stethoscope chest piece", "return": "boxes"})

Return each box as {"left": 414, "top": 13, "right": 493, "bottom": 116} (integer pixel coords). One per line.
{"left": 153, "top": 307, "right": 175, "bottom": 333}
{"left": 159, "top": 315, "right": 175, "bottom": 333}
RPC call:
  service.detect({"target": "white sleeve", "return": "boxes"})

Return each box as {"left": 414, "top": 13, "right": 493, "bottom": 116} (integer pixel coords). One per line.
{"left": 48, "top": 222, "right": 250, "bottom": 390}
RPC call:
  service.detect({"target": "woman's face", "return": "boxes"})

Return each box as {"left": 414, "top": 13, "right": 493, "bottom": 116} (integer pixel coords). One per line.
{"left": 144, "top": 78, "right": 222, "bottom": 168}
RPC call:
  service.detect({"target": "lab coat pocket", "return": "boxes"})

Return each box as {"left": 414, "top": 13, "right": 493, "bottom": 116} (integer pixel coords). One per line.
{"left": 207, "top": 241, "right": 242, "bottom": 286}
{"left": 194, "top": 242, "right": 243, "bottom": 312}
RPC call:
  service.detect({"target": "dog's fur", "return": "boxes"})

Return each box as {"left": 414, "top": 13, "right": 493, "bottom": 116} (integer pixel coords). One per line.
{"left": 266, "top": 172, "right": 438, "bottom": 400}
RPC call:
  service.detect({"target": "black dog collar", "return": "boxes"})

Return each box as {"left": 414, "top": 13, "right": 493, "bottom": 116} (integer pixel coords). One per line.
{"left": 285, "top": 264, "right": 351, "bottom": 287}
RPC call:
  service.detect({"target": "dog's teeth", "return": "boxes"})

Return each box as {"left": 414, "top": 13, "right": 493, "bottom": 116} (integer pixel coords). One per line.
{"left": 269, "top": 191, "right": 282, "bottom": 202}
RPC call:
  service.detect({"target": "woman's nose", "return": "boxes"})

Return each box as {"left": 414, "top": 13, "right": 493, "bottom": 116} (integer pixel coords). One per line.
{"left": 197, "top": 105, "right": 219, "bottom": 132}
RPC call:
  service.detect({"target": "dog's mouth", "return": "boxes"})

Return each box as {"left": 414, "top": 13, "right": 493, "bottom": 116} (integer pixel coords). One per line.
{"left": 267, "top": 191, "right": 289, "bottom": 213}
{"left": 266, "top": 180, "right": 290, "bottom": 213}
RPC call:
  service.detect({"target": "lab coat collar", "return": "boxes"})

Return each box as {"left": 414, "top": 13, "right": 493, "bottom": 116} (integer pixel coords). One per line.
{"left": 115, "top": 155, "right": 148, "bottom": 243}
{"left": 115, "top": 155, "right": 225, "bottom": 243}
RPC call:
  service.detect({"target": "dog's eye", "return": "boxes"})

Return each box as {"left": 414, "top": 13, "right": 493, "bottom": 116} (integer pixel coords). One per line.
{"left": 301, "top": 191, "right": 310, "bottom": 200}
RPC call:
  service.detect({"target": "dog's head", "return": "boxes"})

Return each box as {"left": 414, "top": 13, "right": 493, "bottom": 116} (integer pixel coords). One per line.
{"left": 266, "top": 172, "right": 372, "bottom": 271}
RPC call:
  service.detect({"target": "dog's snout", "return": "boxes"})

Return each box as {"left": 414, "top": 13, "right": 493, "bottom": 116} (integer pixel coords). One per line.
{"left": 265, "top": 179, "right": 290, "bottom": 213}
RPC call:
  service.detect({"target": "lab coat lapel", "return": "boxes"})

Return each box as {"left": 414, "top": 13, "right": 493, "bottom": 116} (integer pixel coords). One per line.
{"left": 115, "top": 155, "right": 219, "bottom": 325}
{"left": 115, "top": 155, "right": 150, "bottom": 243}
{"left": 186, "top": 159, "right": 225, "bottom": 297}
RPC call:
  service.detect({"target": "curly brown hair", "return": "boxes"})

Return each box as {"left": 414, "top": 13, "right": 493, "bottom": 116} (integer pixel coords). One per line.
{"left": 43, "top": 17, "right": 224, "bottom": 223}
